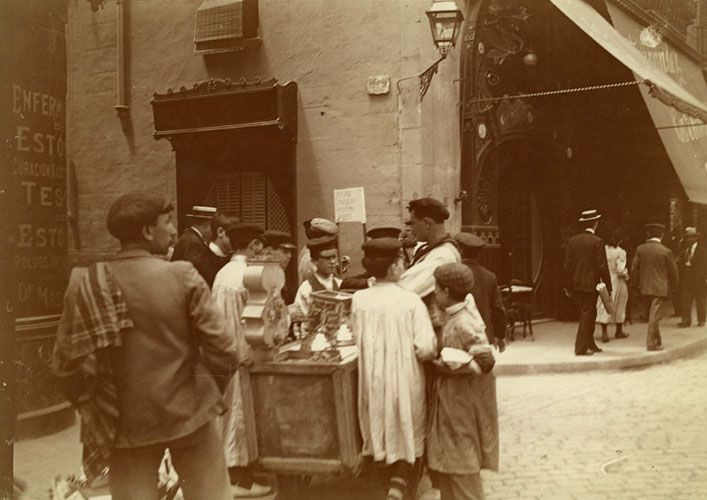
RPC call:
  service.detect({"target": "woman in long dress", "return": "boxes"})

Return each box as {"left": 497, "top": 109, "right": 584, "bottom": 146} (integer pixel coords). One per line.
{"left": 597, "top": 229, "right": 630, "bottom": 342}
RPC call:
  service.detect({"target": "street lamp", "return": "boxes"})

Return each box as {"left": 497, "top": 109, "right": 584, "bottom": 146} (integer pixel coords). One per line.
{"left": 425, "top": 0, "right": 465, "bottom": 57}
{"left": 415, "top": 0, "right": 464, "bottom": 99}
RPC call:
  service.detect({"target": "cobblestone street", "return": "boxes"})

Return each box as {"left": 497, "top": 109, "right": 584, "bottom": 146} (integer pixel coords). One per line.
{"left": 15, "top": 342, "right": 707, "bottom": 499}
{"left": 475, "top": 349, "right": 707, "bottom": 500}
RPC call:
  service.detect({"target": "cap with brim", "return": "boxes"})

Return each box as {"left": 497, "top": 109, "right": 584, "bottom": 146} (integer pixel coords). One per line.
{"left": 683, "top": 227, "right": 700, "bottom": 238}
{"left": 362, "top": 237, "right": 402, "bottom": 258}
{"left": 366, "top": 227, "right": 402, "bottom": 240}
{"left": 434, "top": 262, "right": 475, "bottom": 296}
{"left": 307, "top": 235, "right": 338, "bottom": 254}
{"left": 107, "top": 191, "right": 173, "bottom": 240}
{"left": 645, "top": 223, "right": 666, "bottom": 231}
{"left": 263, "top": 230, "right": 296, "bottom": 250}
{"left": 407, "top": 197, "right": 450, "bottom": 221}
{"left": 454, "top": 232, "right": 486, "bottom": 250}
{"left": 578, "top": 209, "right": 601, "bottom": 222}
{"left": 188, "top": 205, "right": 217, "bottom": 220}
{"left": 226, "top": 223, "right": 264, "bottom": 245}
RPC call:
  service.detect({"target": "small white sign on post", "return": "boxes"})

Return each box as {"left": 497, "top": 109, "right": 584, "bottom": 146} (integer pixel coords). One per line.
{"left": 334, "top": 187, "right": 367, "bottom": 223}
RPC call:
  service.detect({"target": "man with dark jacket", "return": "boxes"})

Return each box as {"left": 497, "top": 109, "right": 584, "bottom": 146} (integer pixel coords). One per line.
{"left": 171, "top": 205, "right": 216, "bottom": 262}
{"left": 192, "top": 211, "right": 239, "bottom": 287}
{"left": 455, "top": 232, "right": 508, "bottom": 351}
{"left": 632, "top": 223, "right": 679, "bottom": 350}
{"left": 563, "top": 210, "right": 612, "bottom": 356}
{"left": 677, "top": 227, "right": 706, "bottom": 327}
{"left": 53, "top": 191, "right": 238, "bottom": 500}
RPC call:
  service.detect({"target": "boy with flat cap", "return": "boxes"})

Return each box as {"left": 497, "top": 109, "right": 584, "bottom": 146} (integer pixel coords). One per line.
{"left": 428, "top": 263, "right": 498, "bottom": 500}
{"left": 171, "top": 205, "right": 216, "bottom": 262}
{"left": 294, "top": 235, "right": 342, "bottom": 316}
{"left": 352, "top": 238, "right": 437, "bottom": 500}
{"left": 456, "top": 232, "right": 508, "bottom": 351}
{"left": 211, "top": 223, "right": 271, "bottom": 497}
{"left": 53, "top": 191, "right": 238, "bottom": 500}
{"left": 262, "top": 230, "right": 297, "bottom": 304}
{"left": 298, "top": 217, "right": 338, "bottom": 285}
{"left": 340, "top": 227, "right": 403, "bottom": 291}
{"left": 631, "top": 223, "right": 679, "bottom": 351}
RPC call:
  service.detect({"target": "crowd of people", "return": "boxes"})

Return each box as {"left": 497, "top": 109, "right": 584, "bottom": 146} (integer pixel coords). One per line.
{"left": 51, "top": 192, "right": 507, "bottom": 500}
{"left": 564, "top": 209, "right": 705, "bottom": 356}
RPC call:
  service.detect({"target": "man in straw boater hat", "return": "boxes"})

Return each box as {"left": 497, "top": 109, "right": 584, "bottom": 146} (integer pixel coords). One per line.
{"left": 563, "top": 209, "right": 612, "bottom": 356}
{"left": 53, "top": 191, "right": 238, "bottom": 500}
{"left": 171, "top": 205, "right": 216, "bottom": 262}
{"left": 677, "top": 227, "right": 706, "bottom": 327}
{"left": 631, "top": 223, "right": 679, "bottom": 351}
{"left": 191, "top": 211, "right": 240, "bottom": 288}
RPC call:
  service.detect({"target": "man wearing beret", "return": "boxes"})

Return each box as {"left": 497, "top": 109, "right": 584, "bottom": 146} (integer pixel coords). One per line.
{"left": 456, "top": 232, "right": 508, "bottom": 351}
{"left": 297, "top": 218, "right": 338, "bottom": 285}
{"left": 192, "top": 211, "right": 240, "bottom": 288}
{"left": 631, "top": 223, "right": 679, "bottom": 351}
{"left": 211, "top": 222, "right": 271, "bottom": 497}
{"left": 53, "top": 191, "right": 238, "bottom": 500}
{"left": 398, "top": 198, "right": 461, "bottom": 329}
{"left": 171, "top": 205, "right": 216, "bottom": 262}
{"left": 563, "top": 210, "right": 612, "bottom": 356}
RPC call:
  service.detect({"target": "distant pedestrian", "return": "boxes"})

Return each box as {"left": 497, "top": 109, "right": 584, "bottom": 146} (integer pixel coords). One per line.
{"left": 455, "top": 232, "right": 508, "bottom": 351}
{"left": 631, "top": 223, "right": 679, "bottom": 351}
{"left": 428, "top": 263, "right": 498, "bottom": 500}
{"left": 596, "top": 229, "right": 630, "bottom": 342}
{"left": 677, "top": 227, "right": 706, "bottom": 327}
{"left": 563, "top": 209, "right": 612, "bottom": 356}
{"left": 53, "top": 192, "right": 238, "bottom": 500}
{"left": 352, "top": 238, "right": 437, "bottom": 500}
{"left": 192, "top": 211, "right": 239, "bottom": 287}
{"left": 171, "top": 205, "right": 216, "bottom": 262}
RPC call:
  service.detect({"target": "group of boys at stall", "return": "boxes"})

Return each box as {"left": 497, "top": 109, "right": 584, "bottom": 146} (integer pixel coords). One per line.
{"left": 52, "top": 191, "right": 505, "bottom": 500}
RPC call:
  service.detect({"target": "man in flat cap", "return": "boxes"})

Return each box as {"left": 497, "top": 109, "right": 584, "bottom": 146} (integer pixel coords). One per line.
{"left": 211, "top": 222, "right": 271, "bottom": 497}
{"left": 631, "top": 223, "right": 679, "bottom": 351}
{"left": 352, "top": 238, "right": 437, "bottom": 500}
{"left": 53, "top": 191, "right": 238, "bottom": 500}
{"left": 192, "top": 211, "right": 240, "bottom": 288}
{"left": 398, "top": 198, "right": 461, "bottom": 330}
{"left": 677, "top": 227, "right": 706, "bottom": 327}
{"left": 563, "top": 209, "right": 612, "bottom": 356}
{"left": 456, "top": 232, "right": 508, "bottom": 351}
{"left": 298, "top": 218, "right": 338, "bottom": 285}
{"left": 294, "top": 235, "right": 342, "bottom": 316}
{"left": 171, "top": 205, "right": 216, "bottom": 262}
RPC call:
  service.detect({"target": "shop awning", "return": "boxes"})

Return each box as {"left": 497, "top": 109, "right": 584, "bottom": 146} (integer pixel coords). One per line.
{"left": 550, "top": 0, "right": 707, "bottom": 204}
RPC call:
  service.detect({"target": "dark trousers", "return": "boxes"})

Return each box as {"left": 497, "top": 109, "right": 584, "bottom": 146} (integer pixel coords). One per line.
{"left": 645, "top": 296, "right": 666, "bottom": 348}
{"left": 574, "top": 291, "right": 598, "bottom": 354}
{"left": 437, "top": 472, "right": 485, "bottom": 500}
{"left": 681, "top": 276, "right": 706, "bottom": 324}
{"left": 109, "top": 420, "right": 231, "bottom": 500}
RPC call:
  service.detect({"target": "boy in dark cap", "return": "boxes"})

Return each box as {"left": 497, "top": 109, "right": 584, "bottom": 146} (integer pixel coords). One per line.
{"left": 53, "top": 191, "right": 237, "bottom": 500}
{"left": 340, "top": 226, "right": 404, "bottom": 291}
{"left": 211, "top": 222, "right": 271, "bottom": 497}
{"left": 192, "top": 211, "right": 240, "bottom": 287}
{"left": 456, "top": 232, "right": 508, "bottom": 351}
{"left": 262, "top": 230, "right": 297, "bottom": 304}
{"left": 171, "top": 205, "right": 216, "bottom": 262}
{"left": 428, "top": 262, "right": 498, "bottom": 500}
{"left": 298, "top": 218, "right": 338, "bottom": 284}
{"left": 631, "top": 223, "right": 679, "bottom": 351}
{"left": 294, "top": 235, "right": 342, "bottom": 316}
{"left": 352, "top": 238, "right": 437, "bottom": 500}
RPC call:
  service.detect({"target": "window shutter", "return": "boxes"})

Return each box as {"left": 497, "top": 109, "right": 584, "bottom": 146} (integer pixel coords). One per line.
{"left": 194, "top": 0, "right": 259, "bottom": 55}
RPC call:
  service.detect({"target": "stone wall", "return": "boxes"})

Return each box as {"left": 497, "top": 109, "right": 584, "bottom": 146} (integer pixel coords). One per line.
{"left": 65, "top": 0, "right": 465, "bottom": 263}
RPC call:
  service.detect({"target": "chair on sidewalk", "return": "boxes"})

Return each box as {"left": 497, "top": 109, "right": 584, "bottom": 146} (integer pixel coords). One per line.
{"left": 499, "top": 280, "right": 535, "bottom": 342}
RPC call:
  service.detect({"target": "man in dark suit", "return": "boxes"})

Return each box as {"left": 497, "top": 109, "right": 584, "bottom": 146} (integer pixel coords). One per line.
{"left": 192, "top": 211, "right": 240, "bottom": 288}
{"left": 455, "top": 232, "right": 508, "bottom": 351}
{"left": 631, "top": 223, "right": 679, "bottom": 351}
{"left": 171, "top": 205, "right": 216, "bottom": 262}
{"left": 563, "top": 209, "right": 612, "bottom": 356}
{"left": 677, "top": 227, "right": 706, "bottom": 327}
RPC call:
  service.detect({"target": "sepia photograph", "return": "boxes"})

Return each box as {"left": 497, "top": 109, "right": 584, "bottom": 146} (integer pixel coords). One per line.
{"left": 1, "top": 0, "right": 706, "bottom": 498}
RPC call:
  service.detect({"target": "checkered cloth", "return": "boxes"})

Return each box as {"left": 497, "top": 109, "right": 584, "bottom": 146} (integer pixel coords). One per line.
{"left": 434, "top": 262, "right": 475, "bottom": 297}
{"left": 63, "top": 262, "right": 133, "bottom": 482}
